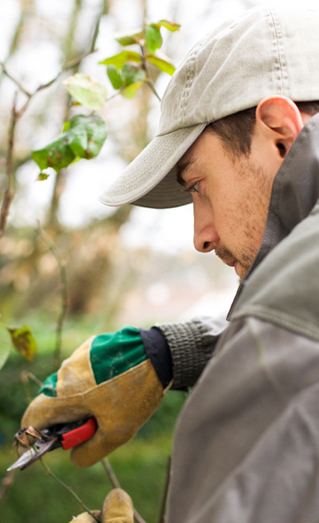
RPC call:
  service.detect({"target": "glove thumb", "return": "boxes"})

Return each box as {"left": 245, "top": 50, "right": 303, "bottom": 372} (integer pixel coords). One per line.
{"left": 67, "top": 510, "right": 101, "bottom": 522}
{"left": 102, "top": 489, "right": 134, "bottom": 523}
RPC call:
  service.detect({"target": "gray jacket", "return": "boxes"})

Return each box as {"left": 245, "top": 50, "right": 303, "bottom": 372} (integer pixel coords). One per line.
{"left": 158, "top": 112, "right": 319, "bottom": 522}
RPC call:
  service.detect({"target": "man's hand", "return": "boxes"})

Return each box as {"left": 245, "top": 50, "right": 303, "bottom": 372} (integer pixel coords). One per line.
{"left": 69, "top": 489, "right": 134, "bottom": 523}
{"left": 21, "top": 327, "right": 163, "bottom": 467}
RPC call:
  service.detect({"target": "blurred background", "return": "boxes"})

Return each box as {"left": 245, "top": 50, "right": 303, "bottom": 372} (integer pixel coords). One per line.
{"left": 0, "top": 0, "right": 311, "bottom": 521}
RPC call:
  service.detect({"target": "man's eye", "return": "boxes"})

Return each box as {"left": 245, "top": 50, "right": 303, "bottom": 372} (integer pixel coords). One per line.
{"left": 191, "top": 182, "right": 200, "bottom": 193}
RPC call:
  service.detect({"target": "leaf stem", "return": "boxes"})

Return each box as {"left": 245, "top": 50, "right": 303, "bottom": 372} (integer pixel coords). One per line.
{"left": 139, "top": 43, "right": 161, "bottom": 101}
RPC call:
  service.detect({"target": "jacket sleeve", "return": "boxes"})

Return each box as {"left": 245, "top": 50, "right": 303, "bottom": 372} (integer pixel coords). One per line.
{"left": 155, "top": 315, "right": 228, "bottom": 389}
{"left": 167, "top": 317, "right": 319, "bottom": 523}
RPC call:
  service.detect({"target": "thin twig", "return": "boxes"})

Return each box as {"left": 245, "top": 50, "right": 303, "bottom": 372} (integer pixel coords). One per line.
{"left": 40, "top": 459, "right": 99, "bottom": 522}
{"left": 0, "top": 470, "right": 15, "bottom": 503}
{"left": 0, "top": 62, "right": 31, "bottom": 97}
{"left": 156, "top": 456, "right": 171, "bottom": 523}
{"left": 101, "top": 458, "right": 147, "bottom": 523}
{"left": 20, "top": 371, "right": 43, "bottom": 403}
{"left": 90, "top": 1, "right": 106, "bottom": 54}
{"left": 36, "top": 225, "right": 68, "bottom": 369}
{"left": 0, "top": 91, "right": 18, "bottom": 238}
{"left": 139, "top": 43, "right": 161, "bottom": 101}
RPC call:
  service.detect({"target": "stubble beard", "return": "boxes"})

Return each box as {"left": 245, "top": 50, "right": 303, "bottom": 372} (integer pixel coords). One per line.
{"left": 215, "top": 160, "right": 273, "bottom": 279}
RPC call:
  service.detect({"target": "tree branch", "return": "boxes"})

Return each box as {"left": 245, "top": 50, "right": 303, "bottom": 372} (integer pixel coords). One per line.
{"left": 0, "top": 63, "right": 31, "bottom": 97}
{"left": 156, "top": 456, "right": 171, "bottom": 523}
{"left": 101, "top": 458, "right": 147, "bottom": 523}
{"left": 40, "top": 459, "right": 99, "bottom": 522}
{"left": 0, "top": 91, "right": 18, "bottom": 238}
{"left": 36, "top": 225, "right": 68, "bottom": 369}
{"left": 0, "top": 470, "right": 15, "bottom": 504}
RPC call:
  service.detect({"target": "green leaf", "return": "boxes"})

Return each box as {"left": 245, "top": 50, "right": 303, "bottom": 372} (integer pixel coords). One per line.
{"left": 62, "top": 121, "right": 70, "bottom": 133}
{"left": 32, "top": 135, "right": 76, "bottom": 173}
{"left": 114, "top": 28, "right": 143, "bottom": 46}
{"left": 99, "top": 51, "right": 142, "bottom": 69}
{"left": 36, "top": 172, "right": 50, "bottom": 181}
{"left": 8, "top": 325, "right": 37, "bottom": 362}
{"left": 145, "top": 24, "right": 163, "bottom": 54}
{"left": 157, "top": 20, "right": 181, "bottom": 32}
{"left": 68, "top": 115, "right": 108, "bottom": 159}
{"left": 32, "top": 115, "right": 107, "bottom": 171}
{"left": 0, "top": 323, "right": 11, "bottom": 370}
{"left": 122, "top": 81, "right": 145, "bottom": 100}
{"left": 121, "top": 63, "right": 146, "bottom": 86}
{"left": 64, "top": 73, "right": 107, "bottom": 110}
{"left": 107, "top": 65, "right": 124, "bottom": 90}
{"left": 146, "top": 55, "right": 175, "bottom": 75}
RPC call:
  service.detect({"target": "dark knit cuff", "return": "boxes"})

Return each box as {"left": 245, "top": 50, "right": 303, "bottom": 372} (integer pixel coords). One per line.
{"left": 155, "top": 317, "right": 226, "bottom": 389}
{"left": 139, "top": 327, "right": 173, "bottom": 389}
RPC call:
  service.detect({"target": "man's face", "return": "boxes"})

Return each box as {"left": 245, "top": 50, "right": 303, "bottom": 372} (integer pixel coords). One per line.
{"left": 176, "top": 128, "right": 284, "bottom": 279}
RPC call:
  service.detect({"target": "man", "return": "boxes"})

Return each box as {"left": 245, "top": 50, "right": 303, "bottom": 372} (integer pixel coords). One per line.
{"left": 22, "top": 5, "right": 319, "bottom": 522}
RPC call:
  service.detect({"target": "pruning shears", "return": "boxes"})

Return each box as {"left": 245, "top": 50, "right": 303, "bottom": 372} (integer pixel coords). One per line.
{"left": 7, "top": 416, "right": 97, "bottom": 471}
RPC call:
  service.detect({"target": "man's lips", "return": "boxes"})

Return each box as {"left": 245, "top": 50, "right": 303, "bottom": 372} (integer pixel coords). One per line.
{"left": 225, "top": 259, "right": 236, "bottom": 268}
{"left": 224, "top": 258, "right": 241, "bottom": 276}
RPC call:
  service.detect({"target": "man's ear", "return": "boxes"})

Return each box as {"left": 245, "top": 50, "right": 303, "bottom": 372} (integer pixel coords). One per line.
{"left": 255, "top": 96, "right": 304, "bottom": 158}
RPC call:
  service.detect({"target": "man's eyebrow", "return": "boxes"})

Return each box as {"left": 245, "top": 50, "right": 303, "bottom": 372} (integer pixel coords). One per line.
{"left": 176, "top": 160, "right": 194, "bottom": 188}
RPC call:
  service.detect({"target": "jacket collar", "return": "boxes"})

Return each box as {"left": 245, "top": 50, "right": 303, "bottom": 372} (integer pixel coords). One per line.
{"left": 228, "top": 111, "right": 319, "bottom": 317}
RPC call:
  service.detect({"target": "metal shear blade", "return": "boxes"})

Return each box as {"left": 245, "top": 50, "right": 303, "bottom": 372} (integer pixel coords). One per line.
{"left": 7, "top": 437, "right": 57, "bottom": 471}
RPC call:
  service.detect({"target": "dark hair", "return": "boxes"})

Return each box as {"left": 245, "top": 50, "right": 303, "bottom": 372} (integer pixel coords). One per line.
{"left": 207, "top": 101, "right": 319, "bottom": 158}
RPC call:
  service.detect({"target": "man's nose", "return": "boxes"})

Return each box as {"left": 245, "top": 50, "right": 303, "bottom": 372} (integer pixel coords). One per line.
{"left": 193, "top": 204, "right": 219, "bottom": 253}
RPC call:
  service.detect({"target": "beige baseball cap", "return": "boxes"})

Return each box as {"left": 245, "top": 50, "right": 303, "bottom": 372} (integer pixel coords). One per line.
{"left": 99, "top": 5, "right": 319, "bottom": 209}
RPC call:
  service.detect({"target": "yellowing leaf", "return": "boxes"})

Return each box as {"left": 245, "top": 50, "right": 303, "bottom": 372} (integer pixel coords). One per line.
{"left": 8, "top": 325, "right": 37, "bottom": 362}
{"left": 146, "top": 55, "right": 175, "bottom": 75}
{"left": 0, "top": 323, "right": 12, "bottom": 370}
{"left": 99, "top": 51, "right": 142, "bottom": 69}
{"left": 122, "top": 81, "right": 145, "bottom": 100}
{"left": 114, "top": 28, "right": 143, "bottom": 46}
{"left": 64, "top": 74, "right": 107, "bottom": 110}
{"left": 36, "top": 172, "right": 50, "bottom": 181}
{"left": 157, "top": 20, "right": 181, "bottom": 32}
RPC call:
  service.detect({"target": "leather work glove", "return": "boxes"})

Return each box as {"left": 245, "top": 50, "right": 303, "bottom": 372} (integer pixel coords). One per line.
{"left": 68, "top": 488, "right": 134, "bottom": 523}
{"left": 22, "top": 327, "right": 164, "bottom": 467}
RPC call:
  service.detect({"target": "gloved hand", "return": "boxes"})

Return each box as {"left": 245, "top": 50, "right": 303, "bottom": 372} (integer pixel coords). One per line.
{"left": 22, "top": 327, "right": 164, "bottom": 467}
{"left": 68, "top": 488, "right": 134, "bottom": 523}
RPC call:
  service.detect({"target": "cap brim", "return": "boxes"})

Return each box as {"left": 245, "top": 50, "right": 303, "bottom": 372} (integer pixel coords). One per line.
{"left": 99, "top": 123, "right": 206, "bottom": 209}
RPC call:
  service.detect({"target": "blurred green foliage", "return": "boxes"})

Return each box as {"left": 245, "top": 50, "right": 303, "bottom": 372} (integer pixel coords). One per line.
{"left": 1, "top": 435, "right": 174, "bottom": 522}
{"left": 0, "top": 312, "right": 187, "bottom": 522}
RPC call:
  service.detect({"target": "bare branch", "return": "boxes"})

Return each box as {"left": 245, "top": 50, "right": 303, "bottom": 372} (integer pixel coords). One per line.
{"left": 0, "top": 91, "right": 18, "bottom": 238}
{"left": 101, "top": 458, "right": 148, "bottom": 523}
{"left": 0, "top": 471, "right": 15, "bottom": 504}
{"left": 40, "top": 459, "right": 100, "bottom": 522}
{"left": 0, "top": 62, "right": 32, "bottom": 97}
{"left": 36, "top": 225, "right": 69, "bottom": 370}
{"left": 156, "top": 456, "right": 171, "bottom": 523}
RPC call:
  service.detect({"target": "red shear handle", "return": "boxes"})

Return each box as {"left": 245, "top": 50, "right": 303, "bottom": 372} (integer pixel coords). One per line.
{"left": 61, "top": 417, "right": 97, "bottom": 450}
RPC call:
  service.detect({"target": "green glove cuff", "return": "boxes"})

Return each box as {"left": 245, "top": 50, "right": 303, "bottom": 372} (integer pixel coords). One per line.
{"left": 39, "top": 327, "right": 147, "bottom": 397}
{"left": 91, "top": 327, "right": 147, "bottom": 385}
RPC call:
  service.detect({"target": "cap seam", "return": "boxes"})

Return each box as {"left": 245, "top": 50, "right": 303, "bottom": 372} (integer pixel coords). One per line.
{"left": 180, "top": 40, "right": 203, "bottom": 124}
{"left": 267, "top": 8, "right": 287, "bottom": 94}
